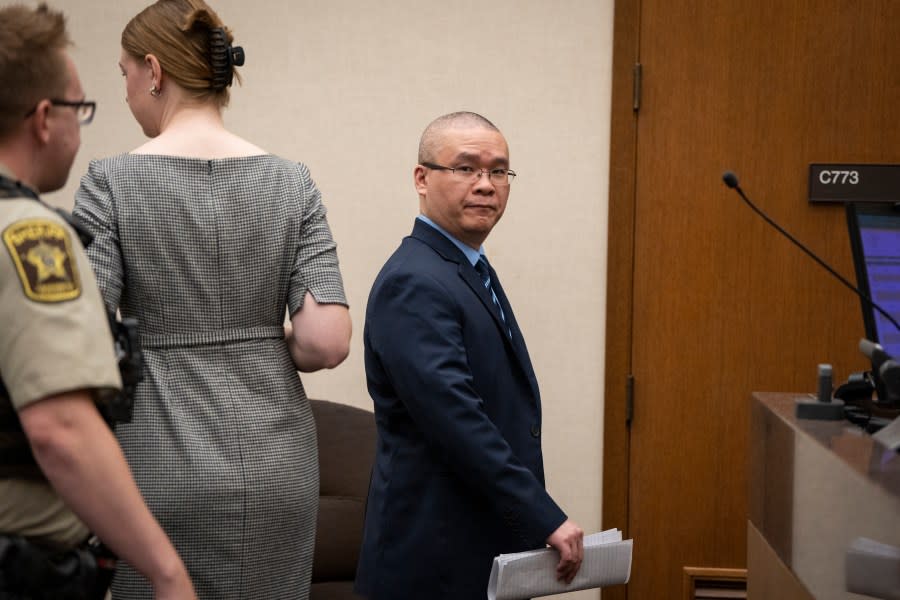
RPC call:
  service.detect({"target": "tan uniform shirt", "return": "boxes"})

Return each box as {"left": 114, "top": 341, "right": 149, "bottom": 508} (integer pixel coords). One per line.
{"left": 0, "top": 162, "right": 121, "bottom": 548}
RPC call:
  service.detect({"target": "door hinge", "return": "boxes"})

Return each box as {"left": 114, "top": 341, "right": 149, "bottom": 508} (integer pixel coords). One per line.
{"left": 625, "top": 374, "right": 634, "bottom": 426}
{"left": 632, "top": 63, "right": 642, "bottom": 112}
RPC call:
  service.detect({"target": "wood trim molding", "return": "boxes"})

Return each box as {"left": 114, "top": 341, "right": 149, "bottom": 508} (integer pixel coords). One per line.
{"left": 682, "top": 567, "right": 747, "bottom": 600}
{"left": 602, "top": 3, "right": 640, "bottom": 592}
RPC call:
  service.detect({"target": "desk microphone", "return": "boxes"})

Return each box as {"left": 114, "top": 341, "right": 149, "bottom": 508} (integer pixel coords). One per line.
{"left": 859, "top": 339, "right": 894, "bottom": 366}
{"left": 859, "top": 339, "right": 900, "bottom": 405}
{"left": 721, "top": 171, "right": 900, "bottom": 334}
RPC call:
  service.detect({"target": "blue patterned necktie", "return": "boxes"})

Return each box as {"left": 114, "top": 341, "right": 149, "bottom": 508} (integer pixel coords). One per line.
{"left": 475, "top": 257, "right": 511, "bottom": 337}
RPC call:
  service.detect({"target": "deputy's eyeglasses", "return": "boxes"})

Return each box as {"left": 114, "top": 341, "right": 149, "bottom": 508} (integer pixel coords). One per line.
{"left": 422, "top": 162, "right": 516, "bottom": 186}
{"left": 24, "top": 99, "right": 96, "bottom": 126}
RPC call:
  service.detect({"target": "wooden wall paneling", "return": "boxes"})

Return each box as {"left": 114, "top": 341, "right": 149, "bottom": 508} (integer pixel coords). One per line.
{"left": 604, "top": 1, "right": 900, "bottom": 598}
{"left": 747, "top": 523, "right": 815, "bottom": 600}
{"left": 602, "top": 0, "right": 641, "bottom": 597}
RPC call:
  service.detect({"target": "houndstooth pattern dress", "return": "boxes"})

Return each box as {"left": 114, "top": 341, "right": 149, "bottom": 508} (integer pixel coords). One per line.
{"left": 73, "top": 154, "right": 347, "bottom": 599}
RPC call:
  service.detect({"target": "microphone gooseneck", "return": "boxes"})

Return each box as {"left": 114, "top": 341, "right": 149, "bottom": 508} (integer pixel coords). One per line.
{"left": 721, "top": 170, "right": 900, "bottom": 334}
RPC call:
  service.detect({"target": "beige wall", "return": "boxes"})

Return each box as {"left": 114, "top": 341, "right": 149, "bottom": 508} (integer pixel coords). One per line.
{"left": 47, "top": 1, "right": 613, "bottom": 596}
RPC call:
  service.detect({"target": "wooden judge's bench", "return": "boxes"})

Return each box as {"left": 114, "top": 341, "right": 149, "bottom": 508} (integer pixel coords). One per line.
{"left": 748, "top": 393, "right": 900, "bottom": 599}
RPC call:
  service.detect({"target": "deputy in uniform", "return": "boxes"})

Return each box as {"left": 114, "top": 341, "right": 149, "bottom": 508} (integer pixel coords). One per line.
{"left": 0, "top": 4, "right": 195, "bottom": 598}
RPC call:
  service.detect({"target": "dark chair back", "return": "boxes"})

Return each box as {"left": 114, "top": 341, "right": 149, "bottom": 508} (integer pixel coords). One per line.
{"left": 309, "top": 399, "right": 376, "bottom": 600}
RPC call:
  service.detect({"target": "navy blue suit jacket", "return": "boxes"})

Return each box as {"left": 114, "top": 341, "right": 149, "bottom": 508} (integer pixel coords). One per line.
{"left": 355, "top": 220, "right": 567, "bottom": 600}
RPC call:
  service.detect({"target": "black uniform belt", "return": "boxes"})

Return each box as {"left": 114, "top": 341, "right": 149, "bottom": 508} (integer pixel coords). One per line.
{"left": 140, "top": 325, "right": 284, "bottom": 349}
{"left": 0, "top": 535, "right": 116, "bottom": 599}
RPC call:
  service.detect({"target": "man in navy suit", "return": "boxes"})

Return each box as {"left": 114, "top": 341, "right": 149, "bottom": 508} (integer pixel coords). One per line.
{"left": 355, "top": 112, "right": 584, "bottom": 599}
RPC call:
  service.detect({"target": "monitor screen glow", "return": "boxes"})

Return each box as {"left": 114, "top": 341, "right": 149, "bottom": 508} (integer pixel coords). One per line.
{"left": 849, "top": 204, "right": 900, "bottom": 359}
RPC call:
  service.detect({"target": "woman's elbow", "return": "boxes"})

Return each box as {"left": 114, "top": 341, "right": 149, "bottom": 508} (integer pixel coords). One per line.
{"left": 293, "top": 343, "right": 348, "bottom": 372}
{"left": 289, "top": 306, "right": 352, "bottom": 370}
{"left": 317, "top": 325, "right": 351, "bottom": 369}
{"left": 323, "top": 312, "right": 352, "bottom": 368}
{"left": 290, "top": 330, "right": 350, "bottom": 371}
{"left": 320, "top": 340, "right": 350, "bottom": 369}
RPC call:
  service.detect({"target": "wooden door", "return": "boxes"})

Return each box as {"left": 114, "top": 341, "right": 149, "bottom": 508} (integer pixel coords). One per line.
{"left": 603, "top": 2, "right": 900, "bottom": 598}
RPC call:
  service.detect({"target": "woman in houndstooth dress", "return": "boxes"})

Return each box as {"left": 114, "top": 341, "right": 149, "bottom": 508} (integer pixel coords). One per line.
{"left": 72, "top": 1, "right": 351, "bottom": 598}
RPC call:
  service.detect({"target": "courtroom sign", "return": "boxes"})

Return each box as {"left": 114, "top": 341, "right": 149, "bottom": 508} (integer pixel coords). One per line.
{"left": 808, "top": 164, "right": 900, "bottom": 204}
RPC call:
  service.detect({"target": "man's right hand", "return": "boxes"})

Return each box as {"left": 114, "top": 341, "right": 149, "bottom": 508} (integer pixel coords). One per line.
{"left": 546, "top": 519, "right": 584, "bottom": 584}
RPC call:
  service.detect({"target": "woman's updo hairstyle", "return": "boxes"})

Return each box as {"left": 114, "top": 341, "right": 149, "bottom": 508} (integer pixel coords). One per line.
{"left": 121, "top": 0, "right": 245, "bottom": 107}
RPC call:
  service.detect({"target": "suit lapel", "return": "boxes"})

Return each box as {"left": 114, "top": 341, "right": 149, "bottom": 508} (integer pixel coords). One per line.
{"left": 409, "top": 220, "right": 540, "bottom": 401}
{"left": 410, "top": 220, "right": 510, "bottom": 338}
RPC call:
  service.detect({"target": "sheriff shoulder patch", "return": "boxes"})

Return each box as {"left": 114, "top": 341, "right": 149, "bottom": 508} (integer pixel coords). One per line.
{"left": 2, "top": 218, "right": 81, "bottom": 302}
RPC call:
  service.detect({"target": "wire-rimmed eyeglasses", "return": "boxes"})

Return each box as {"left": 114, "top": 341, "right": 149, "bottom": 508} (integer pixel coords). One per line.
{"left": 24, "top": 99, "right": 96, "bottom": 126}
{"left": 422, "top": 162, "right": 516, "bottom": 186}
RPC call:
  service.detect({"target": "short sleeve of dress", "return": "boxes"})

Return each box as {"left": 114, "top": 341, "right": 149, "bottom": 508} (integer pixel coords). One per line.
{"left": 72, "top": 159, "right": 124, "bottom": 313}
{"left": 287, "top": 163, "right": 347, "bottom": 316}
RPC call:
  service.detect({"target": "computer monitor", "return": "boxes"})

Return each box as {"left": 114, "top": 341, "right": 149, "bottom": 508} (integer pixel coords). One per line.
{"left": 846, "top": 202, "right": 900, "bottom": 359}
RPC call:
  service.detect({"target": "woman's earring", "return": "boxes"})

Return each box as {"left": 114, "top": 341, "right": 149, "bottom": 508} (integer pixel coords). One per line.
{"left": 149, "top": 85, "right": 160, "bottom": 97}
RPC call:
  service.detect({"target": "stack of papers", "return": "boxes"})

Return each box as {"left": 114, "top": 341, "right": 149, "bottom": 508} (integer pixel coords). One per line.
{"left": 487, "top": 529, "right": 632, "bottom": 600}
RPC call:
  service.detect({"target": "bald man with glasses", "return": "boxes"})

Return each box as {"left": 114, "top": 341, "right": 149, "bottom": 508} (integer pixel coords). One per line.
{"left": 356, "top": 111, "right": 583, "bottom": 599}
